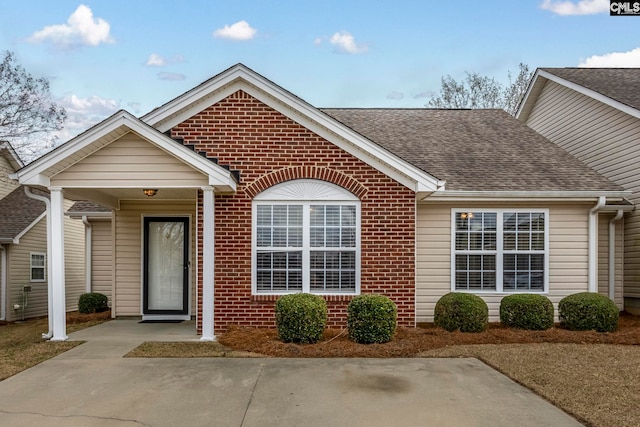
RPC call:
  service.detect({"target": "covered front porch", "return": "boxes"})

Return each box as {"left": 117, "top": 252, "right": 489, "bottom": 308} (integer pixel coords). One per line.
{"left": 10, "top": 111, "right": 237, "bottom": 342}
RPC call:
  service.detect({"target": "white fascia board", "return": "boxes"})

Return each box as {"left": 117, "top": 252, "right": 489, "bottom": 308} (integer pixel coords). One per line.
{"left": 422, "top": 190, "right": 632, "bottom": 202}
{"left": 516, "top": 69, "right": 544, "bottom": 121}
{"left": 12, "top": 212, "right": 46, "bottom": 244}
{"left": 66, "top": 212, "right": 112, "bottom": 219}
{"left": 521, "top": 70, "right": 640, "bottom": 121}
{"left": 142, "top": 65, "right": 441, "bottom": 193}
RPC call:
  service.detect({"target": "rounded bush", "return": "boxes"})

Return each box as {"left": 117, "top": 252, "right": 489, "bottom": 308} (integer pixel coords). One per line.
{"left": 434, "top": 292, "right": 488, "bottom": 333}
{"left": 347, "top": 294, "right": 397, "bottom": 344}
{"left": 78, "top": 292, "right": 108, "bottom": 314}
{"left": 500, "top": 294, "right": 554, "bottom": 330}
{"left": 559, "top": 292, "right": 619, "bottom": 332}
{"left": 275, "top": 293, "right": 327, "bottom": 344}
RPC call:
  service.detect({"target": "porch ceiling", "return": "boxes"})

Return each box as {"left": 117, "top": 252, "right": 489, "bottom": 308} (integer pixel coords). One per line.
{"left": 63, "top": 187, "right": 199, "bottom": 209}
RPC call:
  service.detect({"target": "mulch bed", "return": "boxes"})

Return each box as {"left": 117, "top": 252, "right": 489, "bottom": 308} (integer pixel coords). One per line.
{"left": 217, "top": 312, "right": 640, "bottom": 358}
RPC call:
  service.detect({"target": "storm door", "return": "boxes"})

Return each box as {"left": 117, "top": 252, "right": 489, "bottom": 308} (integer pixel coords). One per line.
{"left": 143, "top": 217, "right": 189, "bottom": 315}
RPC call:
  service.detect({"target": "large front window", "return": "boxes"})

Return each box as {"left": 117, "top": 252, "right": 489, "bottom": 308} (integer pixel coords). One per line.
{"left": 452, "top": 210, "right": 547, "bottom": 292}
{"left": 253, "top": 180, "right": 360, "bottom": 294}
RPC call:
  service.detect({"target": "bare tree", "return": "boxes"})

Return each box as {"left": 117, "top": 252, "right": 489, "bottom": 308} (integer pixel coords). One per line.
{"left": 427, "top": 63, "right": 533, "bottom": 116}
{"left": 0, "top": 51, "right": 66, "bottom": 160}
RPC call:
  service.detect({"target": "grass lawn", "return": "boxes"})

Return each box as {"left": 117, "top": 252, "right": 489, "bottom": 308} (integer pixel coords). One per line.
{"left": 0, "top": 311, "right": 110, "bottom": 381}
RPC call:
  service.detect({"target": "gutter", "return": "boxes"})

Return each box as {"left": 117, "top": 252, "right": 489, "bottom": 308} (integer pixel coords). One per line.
{"left": 82, "top": 216, "right": 92, "bottom": 293}
{"left": 609, "top": 210, "right": 624, "bottom": 301}
{"left": 23, "top": 187, "right": 53, "bottom": 339}
{"left": 588, "top": 196, "right": 606, "bottom": 293}
{"left": 0, "top": 244, "right": 6, "bottom": 321}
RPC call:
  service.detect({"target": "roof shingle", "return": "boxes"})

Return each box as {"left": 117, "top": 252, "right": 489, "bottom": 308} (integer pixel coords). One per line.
{"left": 322, "top": 108, "right": 622, "bottom": 192}
{"left": 0, "top": 187, "right": 47, "bottom": 241}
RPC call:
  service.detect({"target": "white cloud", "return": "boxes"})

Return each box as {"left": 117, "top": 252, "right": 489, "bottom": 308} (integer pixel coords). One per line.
{"left": 146, "top": 53, "right": 167, "bottom": 67}
{"left": 386, "top": 91, "right": 404, "bottom": 100}
{"left": 28, "top": 4, "right": 113, "bottom": 47}
{"left": 330, "top": 31, "right": 368, "bottom": 54}
{"left": 313, "top": 37, "right": 323, "bottom": 46}
{"left": 54, "top": 94, "right": 120, "bottom": 141}
{"left": 579, "top": 47, "right": 640, "bottom": 67}
{"left": 145, "top": 53, "right": 185, "bottom": 67}
{"left": 157, "top": 72, "right": 186, "bottom": 81}
{"left": 540, "top": 0, "right": 608, "bottom": 15}
{"left": 213, "top": 20, "right": 257, "bottom": 41}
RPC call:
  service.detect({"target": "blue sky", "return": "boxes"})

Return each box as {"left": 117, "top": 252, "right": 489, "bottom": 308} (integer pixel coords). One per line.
{"left": 1, "top": 0, "right": 639, "bottom": 146}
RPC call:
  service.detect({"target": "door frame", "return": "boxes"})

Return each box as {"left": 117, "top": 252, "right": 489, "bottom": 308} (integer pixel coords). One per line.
{"left": 142, "top": 216, "right": 190, "bottom": 319}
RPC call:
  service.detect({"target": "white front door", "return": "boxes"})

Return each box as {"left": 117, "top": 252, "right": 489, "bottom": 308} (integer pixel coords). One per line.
{"left": 143, "top": 217, "right": 189, "bottom": 315}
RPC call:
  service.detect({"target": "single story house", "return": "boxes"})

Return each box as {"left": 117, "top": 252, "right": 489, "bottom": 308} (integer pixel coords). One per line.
{"left": 0, "top": 142, "right": 85, "bottom": 328}
{"left": 10, "top": 64, "right": 631, "bottom": 341}
{"left": 518, "top": 68, "right": 640, "bottom": 314}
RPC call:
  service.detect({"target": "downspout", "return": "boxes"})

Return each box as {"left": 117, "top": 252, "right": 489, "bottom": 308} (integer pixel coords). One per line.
{"left": 82, "top": 216, "right": 92, "bottom": 293}
{"left": 609, "top": 210, "right": 624, "bottom": 301}
{"left": 23, "top": 186, "right": 53, "bottom": 339}
{"left": 588, "top": 196, "right": 606, "bottom": 293}
{"left": 0, "top": 244, "right": 6, "bottom": 321}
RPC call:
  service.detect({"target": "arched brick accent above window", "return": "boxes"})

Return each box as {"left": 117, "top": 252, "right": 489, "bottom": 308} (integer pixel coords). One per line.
{"left": 244, "top": 166, "right": 368, "bottom": 200}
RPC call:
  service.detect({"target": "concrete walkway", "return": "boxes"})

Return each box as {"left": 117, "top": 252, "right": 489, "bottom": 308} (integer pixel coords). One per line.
{"left": 0, "top": 320, "right": 583, "bottom": 426}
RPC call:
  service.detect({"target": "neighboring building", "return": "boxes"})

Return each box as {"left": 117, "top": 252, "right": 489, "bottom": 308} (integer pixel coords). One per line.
{"left": 11, "top": 65, "right": 630, "bottom": 340}
{"left": 518, "top": 68, "right": 640, "bottom": 314}
{"left": 0, "top": 142, "right": 85, "bottom": 322}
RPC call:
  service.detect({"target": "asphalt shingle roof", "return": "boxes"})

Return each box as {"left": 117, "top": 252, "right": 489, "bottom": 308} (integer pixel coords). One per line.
{"left": 0, "top": 187, "right": 47, "bottom": 241}
{"left": 540, "top": 68, "right": 640, "bottom": 112}
{"left": 68, "top": 201, "right": 111, "bottom": 214}
{"left": 322, "top": 108, "right": 622, "bottom": 192}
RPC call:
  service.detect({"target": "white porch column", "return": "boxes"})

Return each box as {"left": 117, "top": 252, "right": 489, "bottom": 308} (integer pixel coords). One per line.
{"left": 50, "top": 187, "right": 67, "bottom": 341}
{"left": 200, "top": 186, "right": 215, "bottom": 341}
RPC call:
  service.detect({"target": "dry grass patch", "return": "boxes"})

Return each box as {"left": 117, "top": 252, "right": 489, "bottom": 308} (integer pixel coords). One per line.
{"left": 126, "top": 341, "right": 263, "bottom": 358}
{"left": 0, "top": 311, "right": 110, "bottom": 381}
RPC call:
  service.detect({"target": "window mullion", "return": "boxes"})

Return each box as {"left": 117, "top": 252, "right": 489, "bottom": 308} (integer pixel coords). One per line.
{"left": 302, "top": 203, "right": 310, "bottom": 293}
{"left": 496, "top": 212, "right": 504, "bottom": 292}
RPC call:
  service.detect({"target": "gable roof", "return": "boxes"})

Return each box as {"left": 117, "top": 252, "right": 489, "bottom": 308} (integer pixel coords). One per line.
{"left": 12, "top": 110, "right": 236, "bottom": 192}
{"left": 518, "top": 68, "right": 640, "bottom": 122}
{"left": 141, "top": 64, "right": 443, "bottom": 193}
{"left": 67, "top": 201, "right": 112, "bottom": 218}
{"left": 323, "top": 108, "right": 624, "bottom": 193}
{"left": 0, "top": 187, "right": 46, "bottom": 243}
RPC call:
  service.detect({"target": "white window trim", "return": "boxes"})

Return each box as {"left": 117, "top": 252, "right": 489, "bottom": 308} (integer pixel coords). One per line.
{"left": 252, "top": 179, "right": 361, "bottom": 295}
{"left": 30, "top": 252, "right": 46, "bottom": 283}
{"left": 450, "top": 208, "right": 549, "bottom": 294}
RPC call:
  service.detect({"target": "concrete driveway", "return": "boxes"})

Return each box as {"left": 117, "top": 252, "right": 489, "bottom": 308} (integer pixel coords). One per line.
{"left": 0, "top": 321, "right": 583, "bottom": 427}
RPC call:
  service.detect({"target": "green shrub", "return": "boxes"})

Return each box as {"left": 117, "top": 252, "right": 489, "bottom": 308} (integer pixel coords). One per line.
{"left": 347, "top": 294, "right": 397, "bottom": 344}
{"left": 275, "top": 293, "right": 327, "bottom": 344}
{"left": 559, "top": 292, "right": 619, "bottom": 332}
{"left": 500, "top": 294, "right": 554, "bottom": 330}
{"left": 434, "top": 292, "right": 488, "bottom": 333}
{"left": 78, "top": 292, "right": 108, "bottom": 314}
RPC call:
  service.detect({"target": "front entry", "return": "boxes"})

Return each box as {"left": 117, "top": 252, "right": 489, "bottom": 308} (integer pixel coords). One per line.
{"left": 143, "top": 217, "right": 189, "bottom": 317}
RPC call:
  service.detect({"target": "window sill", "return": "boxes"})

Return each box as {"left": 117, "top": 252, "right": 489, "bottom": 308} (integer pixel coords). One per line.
{"left": 251, "top": 294, "right": 357, "bottom": 302}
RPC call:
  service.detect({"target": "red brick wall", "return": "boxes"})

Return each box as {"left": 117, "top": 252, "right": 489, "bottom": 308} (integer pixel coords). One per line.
{"left": 172, "top": 90, "right": 416, "bottom": 333}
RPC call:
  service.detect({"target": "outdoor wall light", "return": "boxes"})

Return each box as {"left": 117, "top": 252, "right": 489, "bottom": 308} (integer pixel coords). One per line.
{"left": 143, "top": 189, "right": 158, "bottom": 197}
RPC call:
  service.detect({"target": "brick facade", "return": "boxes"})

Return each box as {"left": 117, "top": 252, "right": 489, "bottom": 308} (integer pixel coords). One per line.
{"left": 172, "top": 90, "right": 416, "bottom": 333}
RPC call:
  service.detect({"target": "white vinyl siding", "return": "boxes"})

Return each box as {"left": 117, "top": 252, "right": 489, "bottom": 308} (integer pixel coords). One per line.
{"left": 0, "top": 155, "right": 19, "bottom": 199}
{"left": 417, "top": 202, "right": 596, "bottom": 322}
{"left": 526, "top": 80, "right": 640, "bottom": 298}
{"left": 113, "top": 200, "right": 196, "bottom": 317}
{"left": 51, "top": 133, "right": 209, "bottom": 188}
{"left": 91, "top": 220, "right": 113, "bottom": 306}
